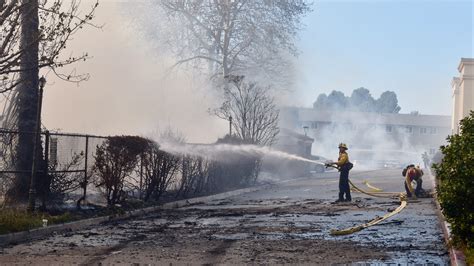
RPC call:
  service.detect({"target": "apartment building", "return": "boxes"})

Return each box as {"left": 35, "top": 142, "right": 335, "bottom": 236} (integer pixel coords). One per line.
{"left": 280, "top": 107, "right": 450, "bottom": 164}
{"left": 452, "top": 58, "right": 474, "bottom": 133}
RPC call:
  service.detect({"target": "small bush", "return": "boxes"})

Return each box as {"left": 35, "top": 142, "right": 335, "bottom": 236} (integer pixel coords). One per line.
{"left": 433, "top": 111, "right": 474, "bottom": 252}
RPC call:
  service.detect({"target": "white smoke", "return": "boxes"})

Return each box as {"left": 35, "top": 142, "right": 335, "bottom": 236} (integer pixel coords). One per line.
{"left": 281, "top": 109, "right": 430, "bottom": 170}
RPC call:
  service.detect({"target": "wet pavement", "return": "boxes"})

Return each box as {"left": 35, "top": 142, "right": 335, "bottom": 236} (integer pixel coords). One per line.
{"left": 0, "top": 168, "right": 449, "bottom": 265}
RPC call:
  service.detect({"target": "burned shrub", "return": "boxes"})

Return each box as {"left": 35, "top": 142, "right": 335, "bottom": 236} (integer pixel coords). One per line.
{"left": 205, "top": 135, "right": 262, "bottom": 192}
{"left": 173, "top": 135, "right": 262, "bottom": 198}
{"left": 176, "top": 155, "right": 210, "bottom": 198}
{"left": 207, "top": 152, "right": 260, "bottom": 192}
{"left": 93, "top": 136, "right": 149, "bottom": 206}
{"left": 39, "top": 152, "right": 85, "bottom": 208}
{"left": 140, "top": 142, "right": 181, "bottom": 202}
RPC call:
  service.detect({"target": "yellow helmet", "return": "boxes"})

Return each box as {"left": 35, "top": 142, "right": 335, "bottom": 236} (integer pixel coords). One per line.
{"left": 338, "top": 143, "right": 348, "bottom": 150}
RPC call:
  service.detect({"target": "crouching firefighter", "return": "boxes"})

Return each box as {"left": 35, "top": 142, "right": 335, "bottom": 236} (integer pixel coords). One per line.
{"left": 326, "top": 143, "right": 354, "bottom": 203}
{"left": 402, "top": 164, "right": 424, "bottom": 199}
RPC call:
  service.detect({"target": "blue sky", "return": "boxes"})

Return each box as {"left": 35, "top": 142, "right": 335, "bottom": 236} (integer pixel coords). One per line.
{"left": 295, "top": 0, "right": 473, "bottom": 115}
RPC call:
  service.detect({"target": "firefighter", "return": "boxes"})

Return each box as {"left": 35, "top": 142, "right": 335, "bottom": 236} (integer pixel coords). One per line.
{"left": 402, "top": 164, "right": 424, "bottom": 199}
{"left": 327, "top": 143, "right": 353, "bottom": 203}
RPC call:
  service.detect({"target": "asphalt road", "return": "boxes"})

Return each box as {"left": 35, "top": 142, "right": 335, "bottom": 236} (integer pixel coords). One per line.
{"left": 0, "top": 168, "right": 449, "bottom": 264}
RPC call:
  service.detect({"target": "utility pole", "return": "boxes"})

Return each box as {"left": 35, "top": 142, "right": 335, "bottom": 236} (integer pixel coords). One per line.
{"left": 229, "top": 115, "right": 233, "bottom": 136}
{"left": 27, "top": 76, "right": 46, "bottom": 212}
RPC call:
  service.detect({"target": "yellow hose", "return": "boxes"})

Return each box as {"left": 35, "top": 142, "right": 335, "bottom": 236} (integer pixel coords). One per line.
{"left": 363, "top": 180, "right": 383, "bottom": 192}
{"left": 330, "top": 199, "right": 407, "bottom": 235}
{"left": 349, "top": 180, "right": 401, "bottom": 198}
{"left": 330, "top": 179, "right": 407, "bottom": 236}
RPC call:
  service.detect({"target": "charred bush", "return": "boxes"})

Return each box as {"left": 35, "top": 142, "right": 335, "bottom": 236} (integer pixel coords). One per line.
{"left": 140, "top": 142, "right": 180, "bottom": 202}
{"left": 206, "top": 135, "right": 261, "bottom": 192}
{"left": 176, "top": 155, "right": 210, "bottom": 198}
{"left": 38, "top": 152, "right": 85, "bottom": 208}
{"left": 93, "top": 136, "right": 149, "bottom": 206}
{"left": 207, "top": 153, "right": 260, "bottom": 192}
{"left": 174, "top": 135, "right": 262, "bottom": 198}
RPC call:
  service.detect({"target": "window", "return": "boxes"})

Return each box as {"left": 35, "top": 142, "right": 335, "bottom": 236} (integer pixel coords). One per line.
{"left": 386, "top": 125, "right": 392, "bottom": 133}
{"left": 311, "top": 122, "right": 317, "bottom": 129}
{"left": 430, "top": 127, "right": 437, "bottom": 134}
{"left": 420, "top": 127, "right": 427, "bottom": 134}
{"left": 405, "top": 126, "right": 413, "bottom": 134}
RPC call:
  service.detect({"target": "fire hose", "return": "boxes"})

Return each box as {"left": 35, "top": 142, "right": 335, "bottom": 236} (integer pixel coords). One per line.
{"left": 363, "top": 180, "right": 383, "bottom": 192}
{"left": 325, "top": 164, "right": 407, "bottom": 236}
{"left": 330, "top": 198, "right": 407, "bottom": 235}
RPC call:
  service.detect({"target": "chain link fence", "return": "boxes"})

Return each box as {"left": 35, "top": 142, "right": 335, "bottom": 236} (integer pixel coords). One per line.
{"left": 0, "top": 129, "right": 108, "bottom": 206}
{"left": 0, "top": 129, "right": 262, "bottom": 209}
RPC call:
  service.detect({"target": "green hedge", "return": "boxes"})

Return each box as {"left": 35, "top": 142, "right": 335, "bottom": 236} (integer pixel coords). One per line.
{"left": 434, "top": 111, "right": 474, "bottom": 262}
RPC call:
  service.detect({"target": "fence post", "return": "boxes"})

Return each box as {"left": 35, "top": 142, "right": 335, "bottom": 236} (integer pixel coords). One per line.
{"left": 83, "top": 135, "right": 89, "bottom": 205}
{"left": 44, "top": 131, "right": 49, "bottom": 177}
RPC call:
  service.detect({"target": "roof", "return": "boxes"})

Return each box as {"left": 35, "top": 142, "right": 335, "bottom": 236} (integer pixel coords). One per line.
{"left": 458, "top": 57, "right": 474, "bottom": 72}
{"left": 292, "top": 108, "right": 451, "bottom": 128}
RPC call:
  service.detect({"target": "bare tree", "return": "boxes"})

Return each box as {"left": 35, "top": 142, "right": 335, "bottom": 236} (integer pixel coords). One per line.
{"left": 148, "top": 0, "right": 310, "bottom": 84}
{"left": 216, "top": 79, "right": 279, "bottom": 146}
{"left": 0, "top": 0, "right": 99, "bottom": 201}
{"left": 0, "top": 2, "right": 22, "bottom": 93}
{"left": 1, "top": 1, "right": 99, "bottom": 93}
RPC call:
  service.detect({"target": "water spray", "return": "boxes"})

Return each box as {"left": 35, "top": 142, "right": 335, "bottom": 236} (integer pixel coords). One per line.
{"left": 159, "top": 142, "right": 326, "bottom": 166}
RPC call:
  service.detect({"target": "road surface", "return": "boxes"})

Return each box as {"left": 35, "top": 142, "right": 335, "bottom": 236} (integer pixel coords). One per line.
{"left": 0, "top": 168, "right": 449, "bottom": 264}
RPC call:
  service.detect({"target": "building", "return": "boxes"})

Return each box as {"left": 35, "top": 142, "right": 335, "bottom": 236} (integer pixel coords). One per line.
{"left": 273, "top": 128, "right": 314, "bottom": 158}
{"left": 452, "top": 58, "right": 474, "bottom": 134}
{"left": 280, "top": 107, "right": 451, "bottom": 166}
{"left": 263, "top": 128, "right": 329, "bottom": 177}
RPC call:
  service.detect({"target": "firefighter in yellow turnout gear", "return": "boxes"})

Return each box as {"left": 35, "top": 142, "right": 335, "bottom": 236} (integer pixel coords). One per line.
{"left": 327, "top": 143, "right": 353, "bottom": 203}
{"left": 402, "top": 164, "right": 424, "bottom": 199}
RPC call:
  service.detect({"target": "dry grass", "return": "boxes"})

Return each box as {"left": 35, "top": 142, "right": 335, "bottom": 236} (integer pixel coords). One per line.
{"left": 0, "top": 209, "right": 72, "bottom": 234}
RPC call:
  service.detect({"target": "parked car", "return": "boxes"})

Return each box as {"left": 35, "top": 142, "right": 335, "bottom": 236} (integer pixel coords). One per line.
{"left": 309, "top": 155, "right": 330, "bottom": 173}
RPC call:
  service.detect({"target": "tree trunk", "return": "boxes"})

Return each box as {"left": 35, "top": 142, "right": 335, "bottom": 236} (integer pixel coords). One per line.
{"left": 9, "top": 0, "right": 40, "bottom": 202}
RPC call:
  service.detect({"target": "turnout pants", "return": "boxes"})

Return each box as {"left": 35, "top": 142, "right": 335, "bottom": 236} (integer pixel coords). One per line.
{"left": 338, "top": 169, "right": 351, "bottom": 201}
{"left": 405, "top": 179, "right": 423, "bottom": 197}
